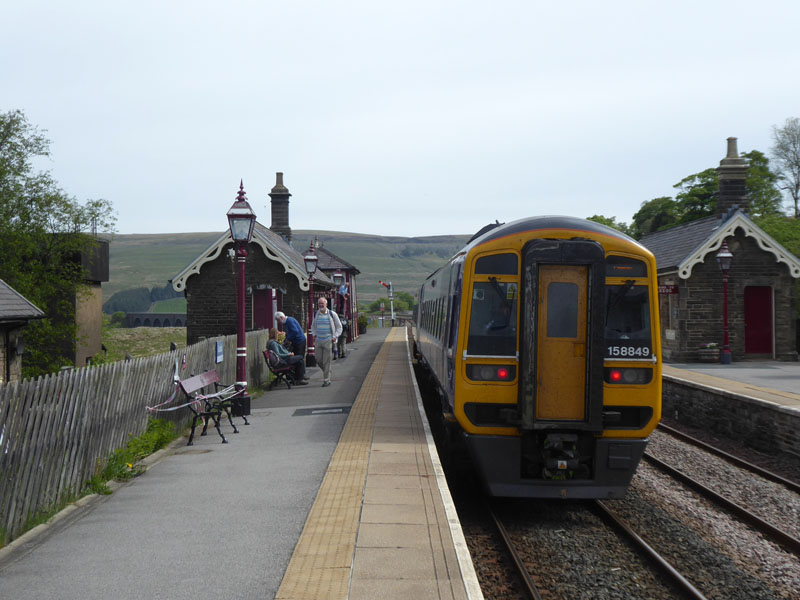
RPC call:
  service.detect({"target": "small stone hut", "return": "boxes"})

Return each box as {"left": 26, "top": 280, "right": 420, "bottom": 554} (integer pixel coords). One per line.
{"left": 172, "top": 174, "right": 335, "bottom": 345}
{"left": 640, "top": 138, "right": 800, "bottom": 362}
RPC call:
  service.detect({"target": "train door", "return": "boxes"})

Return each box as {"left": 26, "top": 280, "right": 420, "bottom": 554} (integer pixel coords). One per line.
{"left": 744, "top": 286, "right": 773, "bottom": 354}
{"left": 519, "top": 239, "right": 605, "bottom": 431}
{"left": 536, "top": 266, "right": 588, "bottom": 420}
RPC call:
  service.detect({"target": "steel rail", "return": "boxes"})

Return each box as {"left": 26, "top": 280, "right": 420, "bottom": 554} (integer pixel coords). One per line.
{"left": 486, "top": 502, "right": 542, "bottom": 600}
{"left": 594, "top": 500, "right": 708, "bottom": 600}
{"left": 658, "top": 423, "right": 800, "bottom": 494}
{"left": 643, "top": 453, "right": 800, "bottom": 555}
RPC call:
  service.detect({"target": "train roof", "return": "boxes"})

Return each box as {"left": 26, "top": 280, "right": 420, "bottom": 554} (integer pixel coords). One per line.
{"left": 467, "top": 215, "right": 640, "bottom": 250}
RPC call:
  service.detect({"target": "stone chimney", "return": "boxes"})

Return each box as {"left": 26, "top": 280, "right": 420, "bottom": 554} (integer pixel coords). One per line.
{"left": 268, "top": 172, "right": 292, "bottom": 242}
{"left": 716, "top": 137, "right": 749, "bottom": 217}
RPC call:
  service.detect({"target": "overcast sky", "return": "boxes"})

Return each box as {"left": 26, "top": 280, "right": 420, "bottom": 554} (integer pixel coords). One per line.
{"left": 3, "top": 1, "right": 799, "bottom": 238}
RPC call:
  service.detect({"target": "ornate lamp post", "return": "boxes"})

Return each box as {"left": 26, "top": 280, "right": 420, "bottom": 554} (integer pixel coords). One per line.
{"left": 333, "top": 268, "right": 344, "bottom": 315}
{"left": 716, "top": 240, "right": 733, "bottom": 365}
{"left": 304, "top": 243, "right": 318, "bottom": 367}
{"left": 226, "top": 181, "right": 256, "bottom": 414}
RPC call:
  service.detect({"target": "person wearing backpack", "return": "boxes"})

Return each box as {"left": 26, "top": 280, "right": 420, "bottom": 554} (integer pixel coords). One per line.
{"left": 310, "top": 297, "right": 343, "bottom": 387}
{"left": 267, "top": 328, "right": 308, "bottom": 385}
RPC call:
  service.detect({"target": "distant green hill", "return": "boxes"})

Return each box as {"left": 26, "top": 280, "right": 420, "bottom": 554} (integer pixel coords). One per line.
{"left": 106, "top": 230, "right": 472, "bottom": 305}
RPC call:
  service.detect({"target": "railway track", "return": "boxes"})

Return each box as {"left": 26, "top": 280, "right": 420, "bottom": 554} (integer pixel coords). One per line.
{"left": 471, "top": 424, "right": 800, "bottom": 600}
{"left": 651, "top": 423, "right": 800, "bottom": 554}
{"left": 485, "top": 500, "right": 696, "bottom": 600}
{"left": 657, "top": 423, "right": 800, "bottom": 494}
{"left": 642, "top": 451, "right": 800, "bottom": 554}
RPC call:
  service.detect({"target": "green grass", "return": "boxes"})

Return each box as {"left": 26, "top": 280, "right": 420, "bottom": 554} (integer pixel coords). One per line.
{"left": 102, "top": 320, "right": 186, "bottom": 361}
{"left": 151, "top": 298, "right": 187, "bottom": 312}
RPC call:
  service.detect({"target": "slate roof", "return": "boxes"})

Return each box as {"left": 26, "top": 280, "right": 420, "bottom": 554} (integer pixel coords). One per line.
{"left": 0, "top": 279, "right": 45, "bottom": 324}
{"left": 639, "top": 209, "right": 800, "bottom": 279}
{"left": 313, "top": 245, "right": 360, "bottom": 274}
{"left": 171, "top": 221, "right": 334, "bottom": 293}
{"left": 639, "top": 216, "right": 720, "bottom": 272}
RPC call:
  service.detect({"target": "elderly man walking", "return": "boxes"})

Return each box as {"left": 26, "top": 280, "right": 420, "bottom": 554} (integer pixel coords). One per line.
{"left": 310, "top": 297, "right": 343, "bottom": 387}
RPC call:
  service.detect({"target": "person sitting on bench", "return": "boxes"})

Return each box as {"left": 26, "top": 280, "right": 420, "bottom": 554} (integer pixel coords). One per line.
{"left": 268, "top": 328, "right": 308, "bottom": 385}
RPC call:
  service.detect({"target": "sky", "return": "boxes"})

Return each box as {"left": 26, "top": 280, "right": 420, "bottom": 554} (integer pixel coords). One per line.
{"left": 3, "top": 1, "right": 799, "bottom": 238}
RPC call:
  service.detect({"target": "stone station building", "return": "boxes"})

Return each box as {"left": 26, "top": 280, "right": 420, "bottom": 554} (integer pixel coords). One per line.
{"left": 640, "top": 138, "right": 800, "bottom": 362}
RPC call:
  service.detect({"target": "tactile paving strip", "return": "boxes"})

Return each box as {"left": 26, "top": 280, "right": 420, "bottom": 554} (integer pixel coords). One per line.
{"left": 274, "top": 329, "right": 394, "bottom": 599}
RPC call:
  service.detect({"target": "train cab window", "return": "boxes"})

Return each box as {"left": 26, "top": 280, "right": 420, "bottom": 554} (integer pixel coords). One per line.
{"left": 467, "top": 280, "right": 518, "bottom": 356}
{"left": 605, "top": 283, "right": 652, "bottom": 359}
{"left": 475, "top": 253, "right": 518, "bottom": 275}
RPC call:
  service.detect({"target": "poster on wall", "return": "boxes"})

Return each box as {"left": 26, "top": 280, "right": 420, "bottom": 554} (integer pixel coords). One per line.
{"left": 216, "top": 341, "right": 224, "bottom": 364}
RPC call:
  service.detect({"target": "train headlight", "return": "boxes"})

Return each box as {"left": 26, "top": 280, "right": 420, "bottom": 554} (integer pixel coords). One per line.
{"left": 604, "top": 367, "right": 652, "bottom": 385}
{"left": 467, "top": 364, "right": 517, "bottom": 382}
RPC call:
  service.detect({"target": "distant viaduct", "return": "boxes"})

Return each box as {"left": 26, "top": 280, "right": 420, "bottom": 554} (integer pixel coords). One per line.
{"left": 125, "top": 312, "right": 186, "bottom": 328}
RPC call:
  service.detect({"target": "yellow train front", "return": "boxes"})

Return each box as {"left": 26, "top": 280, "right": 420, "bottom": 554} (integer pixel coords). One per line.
{"left": 414, "top": 216, "right": 661, "bottom": 499}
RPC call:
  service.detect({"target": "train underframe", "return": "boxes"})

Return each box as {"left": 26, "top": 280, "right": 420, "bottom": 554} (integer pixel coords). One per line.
{"left": 463, "top": 431, "right": 648, "bottom": 499}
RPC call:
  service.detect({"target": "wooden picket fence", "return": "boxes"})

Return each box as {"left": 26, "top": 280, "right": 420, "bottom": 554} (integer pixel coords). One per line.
{"left": 0, "top": 329, "right": 271, "bottom": 543}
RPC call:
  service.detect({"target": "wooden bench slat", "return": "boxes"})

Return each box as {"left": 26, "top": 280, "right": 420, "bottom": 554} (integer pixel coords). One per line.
{"left": 179, "top": 371, "right": 220, "bottom": 394}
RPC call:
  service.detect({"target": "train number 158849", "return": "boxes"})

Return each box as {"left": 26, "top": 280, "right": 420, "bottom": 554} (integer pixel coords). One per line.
{"left": 606, "top": 345, "right": 650, "bottom": 358}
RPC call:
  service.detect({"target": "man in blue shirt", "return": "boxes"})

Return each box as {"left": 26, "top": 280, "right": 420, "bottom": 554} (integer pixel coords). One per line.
{"left": 276, "top": 311, "right": 306, "bottom": 357}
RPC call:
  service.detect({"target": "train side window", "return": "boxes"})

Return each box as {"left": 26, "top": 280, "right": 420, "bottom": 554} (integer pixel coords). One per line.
{"left": 475, "top": 253, "right": 518, "bottom": 275}
{"left": 546, "top": 282, "right": 578, "bottom": 338}
{"left": 466, "top": 280, "right": 517, "bottom": 356}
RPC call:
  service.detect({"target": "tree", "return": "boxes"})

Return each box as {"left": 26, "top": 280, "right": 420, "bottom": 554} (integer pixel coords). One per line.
{"left": 673, "top": 168, "right": 718, "bottom": 223}
{"left": 630, "top": 197, "right": 680, "bottom": 239}
{"left": 741, "top": 150, "right": 783, "bottom": 218}
{"left": 587, "top": 215, "right": 632, "bottom": 236}
{"left": 0, "top": 109, "right": 116, "bottom": 377}
{"left": 771, "top": 117, "right": 800, "bottom": 217}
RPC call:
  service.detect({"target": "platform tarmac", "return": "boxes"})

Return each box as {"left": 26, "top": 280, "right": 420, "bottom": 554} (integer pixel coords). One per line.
{"left": 0, "top": 327, "right": 480, "bottom": 600}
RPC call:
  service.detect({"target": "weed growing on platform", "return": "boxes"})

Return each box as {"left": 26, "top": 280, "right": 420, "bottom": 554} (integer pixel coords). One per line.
{"left": 82, "top": 418, "right": 178, "bottom": 496}
{"left": 105, "top": 418, "right": 177, "bottom": 480}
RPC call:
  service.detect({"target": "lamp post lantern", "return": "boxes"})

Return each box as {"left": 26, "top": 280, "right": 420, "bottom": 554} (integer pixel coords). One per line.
{"left": 333, "top": 268, "right": 344, "bottom": 316}
{"left": 226, "top": 181, "right": 257, "bottom": 414}
{"left": 304, "top": 243, "right": 318, "bottom": 367}
{"left": 716, "top": 240, "right": 733, "bottom": 365}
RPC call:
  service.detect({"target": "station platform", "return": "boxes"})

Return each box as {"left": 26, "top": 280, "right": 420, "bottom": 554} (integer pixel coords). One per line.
{"left": 0, "top": 327, "right": 482, "bottom": 600}
{"left": 663, "top": 361, "right": 800, "bottom": 414}
{"left": 275, "top": 327, "right": 480, "bottom": 599}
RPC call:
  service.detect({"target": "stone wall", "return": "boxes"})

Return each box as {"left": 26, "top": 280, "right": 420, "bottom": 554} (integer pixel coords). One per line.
{"left": 185, "top": 241, "right": 308, "bottom": 345}
{"left": 663, "top": 375, "right": 800, "bottom": 459}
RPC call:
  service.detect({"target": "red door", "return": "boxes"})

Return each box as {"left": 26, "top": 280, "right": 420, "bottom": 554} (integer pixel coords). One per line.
{"left": 744, "top": 286, "right": 772, "bottom": 354}
{"left": 253, "top": 289, "right": 274, "bottom": 331}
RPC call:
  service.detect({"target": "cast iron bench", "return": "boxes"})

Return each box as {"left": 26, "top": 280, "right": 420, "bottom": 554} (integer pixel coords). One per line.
{"left": 178, "top": 370, "right": 249, "bottom": 445}
{"left": 263, "top": 349, "right": 295, "bottom": 390}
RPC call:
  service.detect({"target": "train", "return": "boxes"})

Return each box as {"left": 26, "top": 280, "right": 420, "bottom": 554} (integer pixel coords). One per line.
{"left": 412, "top": 216, "right": 661, "bottom": 499}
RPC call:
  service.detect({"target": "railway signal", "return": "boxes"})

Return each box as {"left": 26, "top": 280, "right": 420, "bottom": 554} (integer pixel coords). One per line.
{"left": 378, "top": 280, "right": 395, "bottom": 325}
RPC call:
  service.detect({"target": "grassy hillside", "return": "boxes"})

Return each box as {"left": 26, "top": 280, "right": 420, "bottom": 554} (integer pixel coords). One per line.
{"left": 106, "top": 229, "right": 472, "bottom": 305}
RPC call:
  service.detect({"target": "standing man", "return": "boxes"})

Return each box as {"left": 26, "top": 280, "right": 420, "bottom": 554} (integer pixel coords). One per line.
{"left": 310, "top": 297, "right": 343, "bottom": 387}
{"left": 276, "top": 311, "right": 306, "bottom": 358}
